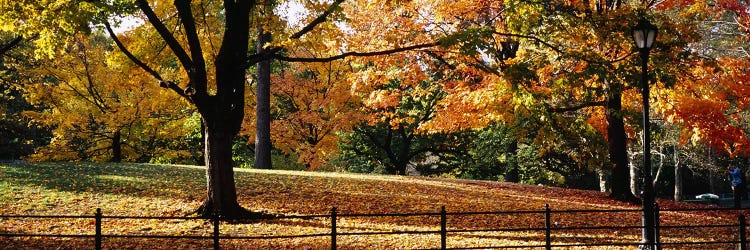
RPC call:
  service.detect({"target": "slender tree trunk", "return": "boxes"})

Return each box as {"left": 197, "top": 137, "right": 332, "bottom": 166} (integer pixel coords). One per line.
{"left": 605, "top": 85, "right": 637, "bottom": 201}
{"left": 505, "top": 140, "right": 519, "bottom": 183}
{"left": 254, "top": 27, "right": 273, "bottom": 169}
{"left": 598, "top": 169, "right": 609, "bottom": 192}
{"left": 740, "top": 169, "right": 747, "bottom": 200}
{"left": 111, "top": 130, "right": 122, "bottom": 162}
{"left": 709, "top": 149, "right": 716, "bottom": 194}
{"left": 674, "top": 145, "right": 683, "bottom": 201}
{"left": 630, "top": 156, "right": 638, "bottom": 196}
{"left": 654, "top": 148, "right": 664, "bottom": 188}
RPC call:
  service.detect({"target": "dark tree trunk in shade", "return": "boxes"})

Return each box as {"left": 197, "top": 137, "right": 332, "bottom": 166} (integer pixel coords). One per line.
{"left": 605, "top": 89, "right": 637, "bottom": 202}
{"left": 111, "top": 130, "right": 122, "bottom": 163}
{"left": 505, "top": 140, "right": 519, "bottom": 183}
{"left": 197, "top": 127, "right": 247, "bottom": 217}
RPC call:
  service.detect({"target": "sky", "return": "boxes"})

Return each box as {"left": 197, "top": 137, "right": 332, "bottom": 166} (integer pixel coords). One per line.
{"left": 110, "top": 1, "right": 308, "bottom": 34}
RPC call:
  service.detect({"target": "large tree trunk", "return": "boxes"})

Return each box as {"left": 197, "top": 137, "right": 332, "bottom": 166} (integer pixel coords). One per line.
{"left": 605, "top": 85, "right": 637, "bottom": 201}
{"left": 197, "top": 126, "right": 248, "bottom": 218}
{"left": 124, "top": 0, "right": 256, "bottom": 219}
{"left": 395, "top": 161, "right": 408, "bottom": 176}
{"left": 396, "top": 126, "right": 411, "bottom": 176}
{"left": 254, "top": 27, "right": 273, "bottom": 169}
{"left": 194, "top": 1, "right": 252, "bottom": 218}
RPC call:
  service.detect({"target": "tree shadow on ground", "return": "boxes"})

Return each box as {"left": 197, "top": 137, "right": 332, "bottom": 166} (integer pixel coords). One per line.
{"left": 1, "top": 162, "right": 205, "bottom": 200}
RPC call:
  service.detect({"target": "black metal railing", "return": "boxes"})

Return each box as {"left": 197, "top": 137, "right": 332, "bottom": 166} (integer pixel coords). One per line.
{"left": 1, "top": 204, "right": 748, "bottom": 249}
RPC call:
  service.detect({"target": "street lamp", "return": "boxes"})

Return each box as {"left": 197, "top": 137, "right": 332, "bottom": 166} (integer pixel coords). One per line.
{"left": 632, "top": 18, "right": 658, "bottom": 249}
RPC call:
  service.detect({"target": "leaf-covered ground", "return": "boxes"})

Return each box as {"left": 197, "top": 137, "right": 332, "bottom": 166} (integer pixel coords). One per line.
{"left": 0, "top": 162, "right": 746, "bottom": 249}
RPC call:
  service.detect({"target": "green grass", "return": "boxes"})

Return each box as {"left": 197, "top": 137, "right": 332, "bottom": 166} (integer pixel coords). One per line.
{"left": 0, "top": 162, "right": 746, "bottom": 249}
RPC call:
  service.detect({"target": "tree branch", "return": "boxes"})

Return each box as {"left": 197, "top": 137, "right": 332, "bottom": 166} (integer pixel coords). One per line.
{"left": 246, "top": 0, "right": 344, "bottom": 66}
{"left": 424, "top": 51, "right": 457, "bottom": 70}
{"left": 174, "top": 0, "right": 208, "bottom": 91}
{"left": 548, "top": 101, "right": 605, "bottom": 113}
{"left": 0, "top": 36, "right": 22, "bottom": 56}
{"left": 135, "top": 0, "right": 194, "bottom": 70}
{"left": 104, "top": 21, "right": 189, "bottom": 100}
{"left": 290, "top": 0, "right": 345, "bottom": 40}
{"left": 275, "top": 42, "right": 441, "bottom": 63}
{"left": 494, "top": 32, "right": 566, "bottom": 55}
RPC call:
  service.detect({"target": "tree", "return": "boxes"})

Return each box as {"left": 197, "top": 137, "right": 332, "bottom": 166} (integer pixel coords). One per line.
{"left": 2, "top": 0, "right": 461, "bottom": 218}
{"left": 268, "top": 59, "right": 363, "bottom": 170}
{"left": 5, "top": 0, "right": 734, "bottom": 215}
{"left": 20, "top": 34, "right": 194, "bottom": 163}
{"left": 467, "top": 0, "right": 710, "bottom": 201}
{"left": 655, "top": 1, "right": 750, "bottom": 158}
{"left": 339, "top": 76, "right": 466, "bottom": 175}
{"left": 0, "top": 33, "right": 50, "bottom": 160}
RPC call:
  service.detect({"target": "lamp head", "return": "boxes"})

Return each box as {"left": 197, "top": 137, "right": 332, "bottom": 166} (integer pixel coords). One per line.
{"left": 632, "top": 19, "right": 658, "bottom": 51}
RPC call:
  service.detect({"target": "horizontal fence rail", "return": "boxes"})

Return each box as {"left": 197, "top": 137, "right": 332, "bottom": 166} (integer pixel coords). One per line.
{"left": 1, "top": 205, "right": 748, "bottom": 249}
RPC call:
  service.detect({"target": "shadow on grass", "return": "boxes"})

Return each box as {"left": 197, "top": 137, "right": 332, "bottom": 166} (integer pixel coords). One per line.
{"left": 1, "top": 162, "right": 206, "bottom": 199}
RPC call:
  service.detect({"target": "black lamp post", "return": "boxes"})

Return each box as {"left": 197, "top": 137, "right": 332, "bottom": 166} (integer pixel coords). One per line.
{"left": 632, "top": 18, "right": 658, "bottom": 249}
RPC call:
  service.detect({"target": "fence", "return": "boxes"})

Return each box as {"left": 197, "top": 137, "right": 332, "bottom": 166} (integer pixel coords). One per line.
{"left": 1, "top": 204, "right": 748, "bottom": 249}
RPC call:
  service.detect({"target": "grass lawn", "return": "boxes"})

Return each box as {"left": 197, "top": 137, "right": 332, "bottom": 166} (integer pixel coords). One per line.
{"left": 0, "top": 162, "right": 746, "bottom": 249}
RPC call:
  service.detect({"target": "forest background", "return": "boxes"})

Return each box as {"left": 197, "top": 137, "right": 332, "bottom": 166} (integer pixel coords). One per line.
{"left": 2, "top": 0, "right": 750, "bottom": 217}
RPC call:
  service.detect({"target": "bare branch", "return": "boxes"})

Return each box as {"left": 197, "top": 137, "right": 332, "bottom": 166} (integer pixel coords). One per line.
{"left": 104, "top": 21, "right": 189, "bottom": 100}
{"left": 135, "top": 0, "right": 194, "bottom": 70}
{"left": 289, "top": 0, "right": 345, "bottom": 40}
{"left": 174, "top": 0, "right": 207, "bottom": 82}
{"left": 548, "top": 101, "right": 605, "bottom": 113}
{"left": 0, "top": 36, "right": 22, "bottom": 56}
{"left": 246, "top": 0, "right": 344, "bottom": 66}
{"left": 275, "top": 42, "right": 441, "bottom": 63}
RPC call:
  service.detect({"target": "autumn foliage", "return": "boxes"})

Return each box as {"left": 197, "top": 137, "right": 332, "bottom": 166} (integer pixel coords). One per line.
{"left": 3, "top": 0, "right": 750, "bottom": 226}
{"left": 20, "top": 34, "right": 195, "bottom": 163}
{"left": 267, "top": 59, "right": 364, "bottom": 170}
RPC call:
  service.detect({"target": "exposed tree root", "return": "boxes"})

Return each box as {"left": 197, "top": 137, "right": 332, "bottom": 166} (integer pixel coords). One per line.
{"left": 190, "top": 199, "right": 277, "bottom": 222}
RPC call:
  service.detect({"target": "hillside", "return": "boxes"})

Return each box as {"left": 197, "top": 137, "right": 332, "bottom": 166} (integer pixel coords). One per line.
{"left": 0, "top": 162, "right": 745, "bottom": 249}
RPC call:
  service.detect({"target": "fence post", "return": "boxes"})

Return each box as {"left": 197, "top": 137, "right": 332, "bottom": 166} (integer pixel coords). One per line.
{"left": 213, "top": 210, "right": 220, "bottom": 250}
{"left": 740, "top": 214, "right": 747, "bottom": 250}
{"left": 441, "top": 206, "right": 447, "bottom": 250}
{"left": 653, "top": 203, "right": 660, "bottom": 250}
{"left": 331, "top": 207, "right": 337, "bottom": 250}
{"left": 95, "top": 208, "right": 102, "bottom": 250}
{"left": 544, "top": 204, "right": 551, "bottom": 250}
